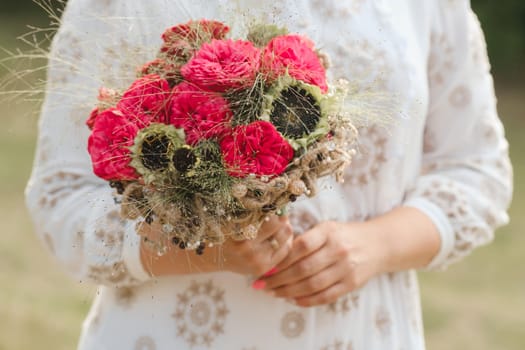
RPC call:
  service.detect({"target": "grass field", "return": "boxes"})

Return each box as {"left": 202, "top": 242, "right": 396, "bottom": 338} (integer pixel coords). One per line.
{"left": 1, "top": 15, "right": 524, "bottom": 350}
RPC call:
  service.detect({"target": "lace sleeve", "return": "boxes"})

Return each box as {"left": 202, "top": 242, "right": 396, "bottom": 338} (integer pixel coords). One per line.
{"left": 404, "top": 0, "right": 513, "bottom": 270}
{"left": 25, "top": 0, "right": 160, "bottom": 286}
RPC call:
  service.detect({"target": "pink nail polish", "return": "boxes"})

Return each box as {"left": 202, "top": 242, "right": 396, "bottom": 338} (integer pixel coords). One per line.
{"left": 252, "top": 280, "right": 266, "bottom": 290}
{"left": 263, "top": 267, "right": 278, "bottom": 277}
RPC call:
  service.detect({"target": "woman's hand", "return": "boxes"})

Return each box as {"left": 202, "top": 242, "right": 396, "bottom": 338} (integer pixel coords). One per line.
{"left": 255, "top": 207, "right": 441, "bottom": 307}
{"left": 217, "top": 215, "right": 294, "bottom": 276}
{"left": 139, "top": 214, "right": 294, "bottom": 277}
{"left": 255, "top": 220, "right": 387, "bottom": 307}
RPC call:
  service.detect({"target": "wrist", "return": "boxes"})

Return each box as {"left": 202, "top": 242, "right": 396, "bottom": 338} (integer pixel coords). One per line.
{"left": 362, "top": 207, "right": 441, "bottom": 273}
{"left": 355, "top": 219, "right": 395, "bottom": 275}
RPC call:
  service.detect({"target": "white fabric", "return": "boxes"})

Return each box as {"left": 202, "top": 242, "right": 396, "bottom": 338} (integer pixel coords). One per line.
{"left": 403, "top": 197, "right": 455, "bottom": 270}
{"left": 25, "top": 0, "right": 512, "bottom": 349}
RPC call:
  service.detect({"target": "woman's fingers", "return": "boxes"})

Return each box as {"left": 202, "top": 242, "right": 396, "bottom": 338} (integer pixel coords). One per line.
{"left": 262, "top": 246, "right": 336, "bottom": 288}
{"left": 254, "top": 214, "right": 290, "bottom": 243}
{"left": 269, "top": 233, "right": 294, "bottom": 269}
{"left": 221, "top": 215, "right": 294, "bottom": 276}
{"left": 270, "top": 263, "right": 344, "bottom": 299}
{"left": 294, "top": 282, "right": 348, "bottom": 307}
{"left": 273, "top": 224, "right": 329, "bottom": 271}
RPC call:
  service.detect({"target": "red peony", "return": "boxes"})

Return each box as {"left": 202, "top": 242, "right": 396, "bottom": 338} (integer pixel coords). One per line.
{"left": 220, "top": 121, "right": 294, "bottom": 177}
{"left": 261, "top": 34, "right": 328, "bottom": 93}
{"left": 87, "top": 108, "right": 143, "bottom": 180}
{"left": 168, "top": 82, "right": 233, "bottom": 145}
{"left": 162, "top": 23, "right": 193, "bottom": 46}
{"left": 117, "top": 74, "right": 171, "bottom": 122}
{"left": 161, "top": 20, "right": 230, "bottom": 59}
{"left": 197, "top": 20, "right": 230, "bottom": 40}
{"left": 181, "top": 39, "right": 261, "bottom": 92}
{"left": 160, "top": 38, "right": 194, "bottom": 59}
{"left": 86, "top": 107, "right": 99, "bottom": 130}
{"left": 139, "top": 58, "right": 179, "bottom": 78}
{"left": 162, "top": 19, "right": 230, "bottom": 44}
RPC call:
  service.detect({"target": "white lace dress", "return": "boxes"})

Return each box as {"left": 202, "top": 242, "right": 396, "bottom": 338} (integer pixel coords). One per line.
{"left": 25, "top": 0, "right": 512, "bottom": 349}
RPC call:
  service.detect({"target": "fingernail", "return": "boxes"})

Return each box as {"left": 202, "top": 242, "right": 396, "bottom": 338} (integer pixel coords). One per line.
{"left": 285, "top": 298, "right": 297, "bottom": 305}
{"left": 251, "top": 280, "right": 266, "bottom": 290}
{"left": 263, "top": 267, "right": 278, "bottom": 277}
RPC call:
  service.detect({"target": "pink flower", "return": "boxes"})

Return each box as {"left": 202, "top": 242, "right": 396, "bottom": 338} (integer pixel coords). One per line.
{"left": 261, "top": 34, "right": 328, "bottom": 93}
{"left": 220, "top": 121, "right": 294, "bottom": 177}
{"left": 117, "top": 74, "right": 172, "bottom": 122}
{"left": 87, "top": 108, "right": 144, "bottom": 180}
{"left": 86, "top": 87, "right": 121, "bottom": 130}
{"left": 97, "top": 87, "right": 120, "bottom": 104}
{"left": 168, "top": 82, "right": 233, "bottom": 145}
{"left": 181, "top": 39, "right": 261, "bottom": 92}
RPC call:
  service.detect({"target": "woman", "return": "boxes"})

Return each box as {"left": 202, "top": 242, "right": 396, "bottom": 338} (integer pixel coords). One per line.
{"left": 26, "top": 0, "right": 512, "bottom": 349}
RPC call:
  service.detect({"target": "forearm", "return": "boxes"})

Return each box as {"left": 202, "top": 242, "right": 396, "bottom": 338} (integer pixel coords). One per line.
{"left": 140, "top": 241, "right": 225, "bottom": 276}
{"left": 365, "top": 206, "right": 441, "bottom": 273}
{"left": 136, "top": 218, "right": 224, "bottom": 276}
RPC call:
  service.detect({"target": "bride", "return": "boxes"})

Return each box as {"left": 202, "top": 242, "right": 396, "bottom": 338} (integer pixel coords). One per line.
{"left": 25, "top": 0, "right": 512, "bottom": 349}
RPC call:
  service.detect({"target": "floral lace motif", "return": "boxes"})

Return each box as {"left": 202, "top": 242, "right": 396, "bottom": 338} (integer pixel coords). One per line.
{"left": 411, "top": 178, "right": 500, "bottom": 267}
{"left": 33, "top": 170, "right": 141, "bottom": 286}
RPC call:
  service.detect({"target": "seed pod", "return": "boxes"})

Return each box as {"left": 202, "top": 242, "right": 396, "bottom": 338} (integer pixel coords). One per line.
{"left": 231, "top": 183, "right": 248, "bottom": 198}
{"left": 288, "top": 179, "right": 307, "bottom": 196}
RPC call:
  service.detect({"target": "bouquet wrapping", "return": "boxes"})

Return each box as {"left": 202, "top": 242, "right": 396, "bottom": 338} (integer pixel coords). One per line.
{"left": 86, "top": 20, "right": 358, "bottom": 254}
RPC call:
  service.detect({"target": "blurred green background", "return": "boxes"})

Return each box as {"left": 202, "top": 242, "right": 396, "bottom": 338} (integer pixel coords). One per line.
{"left": 0, "top": 1, "right": 524, "bottom": 349}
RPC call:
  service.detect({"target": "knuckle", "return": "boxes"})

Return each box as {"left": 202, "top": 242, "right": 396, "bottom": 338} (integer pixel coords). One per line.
{"left": 335, "top": 245, "right": 349, "bottom": 258}
{"left": 295, "top": 238, "right": 311, "bottom": 253}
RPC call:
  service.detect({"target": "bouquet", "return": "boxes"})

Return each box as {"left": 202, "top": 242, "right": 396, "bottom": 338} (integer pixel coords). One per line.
{"left": 86, "top": 19, "right": 358, "bottom": 255}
